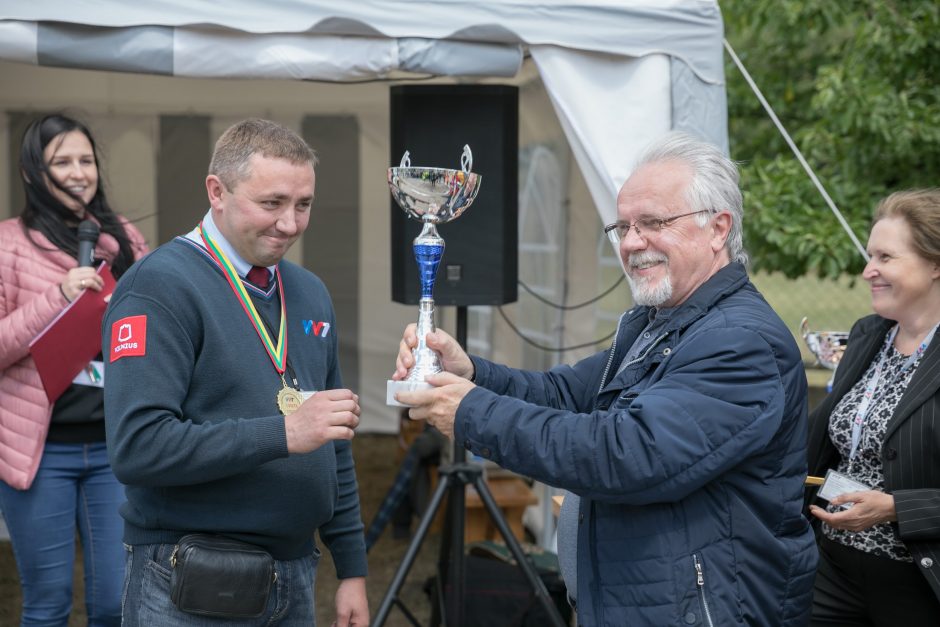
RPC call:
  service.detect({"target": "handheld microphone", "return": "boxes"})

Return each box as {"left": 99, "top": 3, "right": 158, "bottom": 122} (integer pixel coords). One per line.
{"left": 77, "top": 220, "right": 100, "bottom": 268}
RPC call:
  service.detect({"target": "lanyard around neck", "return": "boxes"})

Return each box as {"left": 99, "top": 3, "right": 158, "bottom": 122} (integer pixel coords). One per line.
{"left": 198, "top": 223, "right": 287, "bottom": 375}
{"left": 849, "top": 323, "right": 937, "bottom": 459}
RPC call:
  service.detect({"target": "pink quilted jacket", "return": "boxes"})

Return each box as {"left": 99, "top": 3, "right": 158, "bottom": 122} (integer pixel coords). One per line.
{"left": 0, "top": 216, "right": 148, "bottom": 489}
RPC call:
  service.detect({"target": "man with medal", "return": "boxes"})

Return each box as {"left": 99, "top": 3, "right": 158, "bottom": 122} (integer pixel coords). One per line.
{"left": 103, "top": 119, "right": 367, "bottom": 626}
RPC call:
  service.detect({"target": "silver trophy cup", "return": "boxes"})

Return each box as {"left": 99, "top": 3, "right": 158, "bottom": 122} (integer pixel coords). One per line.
{"left": 386, "top": 145, "right": 482, "bottom": 406}
{"left": 800, "top": 317, "right": 849, "bottom": 390}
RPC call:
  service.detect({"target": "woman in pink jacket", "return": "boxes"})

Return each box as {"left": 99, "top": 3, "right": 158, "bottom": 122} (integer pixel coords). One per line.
{"left": 0, "top": 114, "right": 148, "bottom": 626}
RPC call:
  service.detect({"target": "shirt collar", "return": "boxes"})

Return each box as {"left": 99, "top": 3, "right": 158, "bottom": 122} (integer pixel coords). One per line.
{"left": 649, "top": 305, "right": 676, "bottom": 323}
{"left": 185, "top": 210, "right": 274, "bottom": 280}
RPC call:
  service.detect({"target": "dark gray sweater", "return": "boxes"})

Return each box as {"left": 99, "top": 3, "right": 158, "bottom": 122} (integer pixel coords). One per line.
{"left": 103, "top": 237, "right": 366, "bottom": 576}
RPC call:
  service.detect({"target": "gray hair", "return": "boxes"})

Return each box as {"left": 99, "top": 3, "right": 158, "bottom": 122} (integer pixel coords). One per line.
{"left": 635, "top": 131, "right": 747, "bottom": 265}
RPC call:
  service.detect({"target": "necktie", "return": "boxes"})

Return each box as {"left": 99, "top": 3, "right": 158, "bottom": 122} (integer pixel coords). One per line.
{"left": 247, "top": 265, "right": 270, "bottom": 289}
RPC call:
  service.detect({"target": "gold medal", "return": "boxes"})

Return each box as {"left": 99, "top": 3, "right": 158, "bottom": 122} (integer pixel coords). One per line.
{"left": 277, "top": 378, "right": 304, "bottom": 415}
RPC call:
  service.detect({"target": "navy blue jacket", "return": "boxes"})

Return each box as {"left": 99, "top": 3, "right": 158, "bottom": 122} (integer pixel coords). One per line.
{"left": 457, "top": 263, "right": 816, "bottom": 626}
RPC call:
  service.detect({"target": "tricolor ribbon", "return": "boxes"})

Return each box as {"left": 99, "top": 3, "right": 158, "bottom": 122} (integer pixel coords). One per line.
{"left": 198, "top": 223, "right": 287, "bottom": 374}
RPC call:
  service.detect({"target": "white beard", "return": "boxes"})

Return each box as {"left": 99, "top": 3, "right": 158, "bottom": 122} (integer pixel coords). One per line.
{"left": 624, "top": 253, "right": 673, "bottom": 307}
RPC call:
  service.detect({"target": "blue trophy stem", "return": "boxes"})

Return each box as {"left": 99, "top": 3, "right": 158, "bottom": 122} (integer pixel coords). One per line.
{"left": 414, "top": 221, "right": 444, "bottom": 299}
{"left": 407, "top": 220, "right": 445, "bottom": 382}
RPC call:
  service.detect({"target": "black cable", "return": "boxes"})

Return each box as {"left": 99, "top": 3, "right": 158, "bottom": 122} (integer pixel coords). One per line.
{"left": 497, "top": 306, "right": 616, "bottom": 352}
{"left": 518, "top": 274, "right": 625, "bottom": 310}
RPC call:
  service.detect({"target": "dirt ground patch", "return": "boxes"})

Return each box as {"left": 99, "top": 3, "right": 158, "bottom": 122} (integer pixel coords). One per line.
{"left": 0, "top": 434, "right": 439, "bottom": 627}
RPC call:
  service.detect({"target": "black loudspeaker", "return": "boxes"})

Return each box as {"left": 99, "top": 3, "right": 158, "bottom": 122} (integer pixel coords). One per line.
{"left": 390, "top": 84, "right": 518, "bottom": 306}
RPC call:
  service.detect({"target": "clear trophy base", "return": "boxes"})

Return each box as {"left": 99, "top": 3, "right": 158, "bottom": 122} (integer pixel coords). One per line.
{"left": 387, "top": 379, "right": 433, "bottom": 408}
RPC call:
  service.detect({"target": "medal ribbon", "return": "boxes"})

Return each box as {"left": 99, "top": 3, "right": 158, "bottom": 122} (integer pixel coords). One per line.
{"left": 849, "top": 323, "right": 937, "bottom": 459}
{"left": 198, "top": 223, "right": 287, "bottom": 374}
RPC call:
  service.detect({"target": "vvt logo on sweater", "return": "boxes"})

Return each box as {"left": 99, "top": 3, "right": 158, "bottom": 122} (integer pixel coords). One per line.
{"left": 302, "top": 320, "right": 331, "bottom": 337}
{"left": 110, "top": 315, "right": 147, "bottom": 362}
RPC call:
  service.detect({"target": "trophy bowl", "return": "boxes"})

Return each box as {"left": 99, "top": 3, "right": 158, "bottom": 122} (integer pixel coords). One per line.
{"left": 388, "top": 166, "right": 481, "bottom": 223}
{"left": 386, "top": 146, "right": 481, "bottom": 407}
{"left": 800, "top": 317, "right": 849, "bottom": 371}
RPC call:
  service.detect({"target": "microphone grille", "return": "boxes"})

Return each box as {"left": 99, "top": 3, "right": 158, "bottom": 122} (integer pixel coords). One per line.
{"left": 78, "top": 219, "right": 100, "bottom": 241}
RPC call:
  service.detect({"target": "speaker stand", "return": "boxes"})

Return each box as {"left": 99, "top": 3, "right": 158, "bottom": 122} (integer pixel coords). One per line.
{"left": 372, "top": 306, "right": 567, "bottom": 627}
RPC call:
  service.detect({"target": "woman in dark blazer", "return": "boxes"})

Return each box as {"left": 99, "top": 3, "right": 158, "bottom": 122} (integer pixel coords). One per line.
{"left": 807, "top": 189, "right": 940, "bottom": 626}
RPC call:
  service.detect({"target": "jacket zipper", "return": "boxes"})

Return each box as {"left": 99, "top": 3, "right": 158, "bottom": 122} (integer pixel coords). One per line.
{"left": 598, "top": 329, "right": 669, "bottom": 399}
{"left": 693, "top": 554, "right": 714, "bottom": 627}
{"left": 597, "top": 312, "right": 625, "bottom": 397}
{"left": 169, "top": 542, "right": 277, "bottom": 582}
{"left": 628, "top": 334, "right": 668, "bottom": 369}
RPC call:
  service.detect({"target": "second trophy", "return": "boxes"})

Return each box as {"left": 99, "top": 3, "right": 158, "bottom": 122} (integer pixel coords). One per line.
{"left": 386, "top": 145, "right": 481, "bottom": 406}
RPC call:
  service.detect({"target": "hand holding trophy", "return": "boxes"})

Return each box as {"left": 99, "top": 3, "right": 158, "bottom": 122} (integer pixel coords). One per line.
{"left": 386, "top": 145, "right": 481, "bottom": 406}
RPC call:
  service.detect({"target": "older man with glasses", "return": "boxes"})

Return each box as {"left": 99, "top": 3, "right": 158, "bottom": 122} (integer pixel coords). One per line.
{"left": 393, "top": 131, "right": 816, "bottom": 626}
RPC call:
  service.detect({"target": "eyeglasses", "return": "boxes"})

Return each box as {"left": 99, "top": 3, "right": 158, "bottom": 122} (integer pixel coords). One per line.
{"left": 603, "top": 210, "right": 711, "bottom": 244}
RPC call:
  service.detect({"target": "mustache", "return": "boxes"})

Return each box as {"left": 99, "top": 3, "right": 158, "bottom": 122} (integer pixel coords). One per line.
{"left": 626, "top": 252, "right": 668, "bottom": 270}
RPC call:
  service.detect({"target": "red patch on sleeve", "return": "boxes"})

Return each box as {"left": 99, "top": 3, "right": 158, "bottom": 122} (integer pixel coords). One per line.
{"left": 110, "top": 315, "right": 147, "bottom": 362}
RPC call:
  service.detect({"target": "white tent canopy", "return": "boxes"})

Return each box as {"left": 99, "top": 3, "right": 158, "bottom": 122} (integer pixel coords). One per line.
{"left": 0, "top": 0, "right": 727, "bottom": 226}
{"left": 0, "top": 1, "right": 727, "bottom": 432}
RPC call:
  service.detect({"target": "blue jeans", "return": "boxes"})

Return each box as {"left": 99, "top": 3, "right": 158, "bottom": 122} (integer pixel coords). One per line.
{"left": 0, "top": 441, "right": 125, "bottom": 626}
{"left": 121, "top": 542, "right": 319, "bottom": 626}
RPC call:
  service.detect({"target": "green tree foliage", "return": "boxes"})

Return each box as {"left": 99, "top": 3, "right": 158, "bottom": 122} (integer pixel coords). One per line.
{"left": 722, "top": 1, "right": 940, "bottom": 278}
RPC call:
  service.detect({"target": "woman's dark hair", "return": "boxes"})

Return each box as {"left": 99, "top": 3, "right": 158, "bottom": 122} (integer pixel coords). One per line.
{"left": 19, "top": 113, "right": 136, "bottom": 278}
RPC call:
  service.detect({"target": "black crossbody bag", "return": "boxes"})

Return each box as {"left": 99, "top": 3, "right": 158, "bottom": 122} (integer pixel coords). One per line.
{"left": 169, "top": 533, "right": 276, "bottom": 618}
